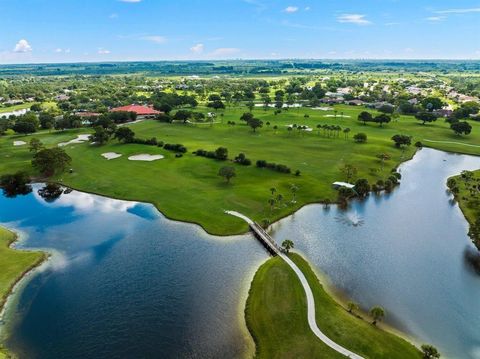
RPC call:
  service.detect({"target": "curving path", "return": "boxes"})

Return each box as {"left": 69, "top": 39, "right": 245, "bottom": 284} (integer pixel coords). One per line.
{"left": 225, "top": 210, "right": 364, "bottom": 359}
{"left": 423, "top": 139, "right": 480, "bottom": 148}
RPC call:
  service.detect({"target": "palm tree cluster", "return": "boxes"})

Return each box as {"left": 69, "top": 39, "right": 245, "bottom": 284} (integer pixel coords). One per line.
{"left": 316, "top": 124, "right": 350, "bottom": 139}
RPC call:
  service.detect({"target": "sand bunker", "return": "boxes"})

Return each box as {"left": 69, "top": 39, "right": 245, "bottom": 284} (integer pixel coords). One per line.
{"left": 312, "top": 107, "right": 333, "bottom": 111}
{"left": 102, "top": 152, "right": 122, "bottom": 160}
{"left": 323, "top": 114, "right": 351, "bottom": 118}
{"left": 13, "top": 141, "right": 27, "bottom": 146}
{"left": 58, "top": 134, "right": 91, "bottom": 147}
{"left": 128, "top": 154, "right": 164, "bottom": 162}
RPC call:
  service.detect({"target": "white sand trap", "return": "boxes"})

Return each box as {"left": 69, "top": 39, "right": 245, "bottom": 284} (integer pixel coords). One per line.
{"left": 128, "top": 154, "right": 164, "bottom": 162}
{"left": 13, "top": 141, "right": 27, "bottom": 146}
{"left": 324, "top": 114, "right": 351, "bottom": 118}
{"left": 312, "top": 107, "right": 333, "bottom": 111}
{"left": 102, "top": 152, "right": 123, "bottom": 160}
{"left": 58, "top": 134, "right": 91, "bottom": 147}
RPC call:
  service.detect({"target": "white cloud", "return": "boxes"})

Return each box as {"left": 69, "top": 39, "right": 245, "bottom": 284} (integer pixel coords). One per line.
{"left": 337, "top": 14, "right": 372, "bottom": 25}
{"left": 109, "top": 13, "right": 119, "bottom": 19}
{"left": 210, "top": 47, "right": 241, "bottom": 57}
{"left": 436, "top": 7, "right": 480, "bottom": 14}
{"left": 13, "top": 39, "right": 32, "bottom": 53}
{"left": 190, "top": 43, "right": 204, "bottom": 54}
{"left": 98, "top": 48, "right": 111, "bottom": 54}
{"left": 426, "top": 16, "right": 446, "bottom": 22}
{"left": 55, "top": 48, "right": 71, "bottom": 53}
{"left": 142, "top": 35, "right": 167, "bottom": 44}
{"left": 304, "top": 6, "right": 310, "bottom": 11}
{"left": 284, "top": 6, "right": 299, "bottom": 13}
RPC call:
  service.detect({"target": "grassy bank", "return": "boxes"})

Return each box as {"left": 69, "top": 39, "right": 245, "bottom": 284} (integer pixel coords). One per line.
{"left": 245, "top": 253, "right": 421, "bottom": 359}
{"left": 0, "top": 227, "right": 45, "bottom": 357}
{"left": 1, "top": 105, "right": 480, "bottom": 235}
{"left": 449, "top": 170, "right": 480, "bottom": 246}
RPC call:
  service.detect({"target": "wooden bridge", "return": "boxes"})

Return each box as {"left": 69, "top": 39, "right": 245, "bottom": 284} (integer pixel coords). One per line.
{"left": 249, "top": 222, "right": 281, "bottom": 256}
{"left": 224, "top": 210, "right": 281, "bottom": 255}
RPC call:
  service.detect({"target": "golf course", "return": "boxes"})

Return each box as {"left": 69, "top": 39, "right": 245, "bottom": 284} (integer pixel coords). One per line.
{"left": 1, "top": 104, "right": 479, "bottom": 235}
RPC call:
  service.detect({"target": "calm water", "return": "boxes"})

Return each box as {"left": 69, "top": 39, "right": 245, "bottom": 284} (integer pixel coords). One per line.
{"left": 1, "top": 148, "right": 480, "bottom": 358}
{"left": 271, "top": 148, "right": 480, "bottom": 359}
{"left": 0, "top": 188, "right": 268, "bottom": 358}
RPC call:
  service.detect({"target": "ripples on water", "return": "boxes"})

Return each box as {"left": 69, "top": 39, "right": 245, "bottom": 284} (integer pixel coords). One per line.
{"left": 270, "top": 148, "right": 480, "bottom": 359}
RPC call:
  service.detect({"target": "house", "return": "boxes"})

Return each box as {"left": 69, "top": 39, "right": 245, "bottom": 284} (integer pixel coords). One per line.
{"left": 110, "top": 104, "right": 161, "bottom": 119}
{"left": 346, "top": 99, "right": 365, "bottom": 106}
{"left": 55, "top": 94, "right": 70, "bottom": 101}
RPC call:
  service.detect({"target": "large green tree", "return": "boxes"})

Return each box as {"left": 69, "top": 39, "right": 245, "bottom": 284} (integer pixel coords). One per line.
{"left": 32, "top": 148, "right": 72, "bottom": 177}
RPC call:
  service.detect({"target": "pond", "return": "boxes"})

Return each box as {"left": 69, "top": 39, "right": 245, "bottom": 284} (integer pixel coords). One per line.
{"left": 0, "top": 187, "right": 267, "bottom": 358}
{"left": 1, "top": 147, "right": 479, "bottom": 358}
{"left": 270, "top": 148, "right": 480, "bottom": 359}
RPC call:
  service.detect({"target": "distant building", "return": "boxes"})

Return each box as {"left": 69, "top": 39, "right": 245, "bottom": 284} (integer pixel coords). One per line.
{"left": 55, "top": 94, "right": 70, "bottom": 101}
{"left": 345, "top": 99, "right": 365, "bottom": 106}
{"left": 110, "top": 104, "right": 161, "bottom": 119}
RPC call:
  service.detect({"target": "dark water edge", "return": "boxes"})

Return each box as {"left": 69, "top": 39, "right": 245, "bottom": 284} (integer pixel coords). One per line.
{"left": 0, "top": 188, "right": 268, "bottom": 359}
{"left": 1, "top": 147, "right": 480, "bottom": 358}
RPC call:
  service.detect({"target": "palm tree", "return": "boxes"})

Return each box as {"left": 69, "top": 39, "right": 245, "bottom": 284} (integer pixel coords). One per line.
{"left": 323, "top": 198, "right": 331, "bottom": 209}
{"left": 370, "top": 306, "right": 385, "bottom": 325}
{"left": 290, "top": 183, "right": 299, "bottom": 203}
{"left": 268, "top": 198, "right": 276, "bottom": 212}
{"left": 270, "top": 187, "right": 277, "bottom": 196}
{"left": 276, "top": 193, "right": 284, "bottom": 205}
{"left": 347, "top": 301, "right": 359, "bottom": 314}
{"left": 343, "top": 127, "right": 351, "bottom": 139}
{"left": 376, "top": 153, "right": 391, "bottom": 171}
{"left": 281, "top": 239, "right": 294, "bottom": 253}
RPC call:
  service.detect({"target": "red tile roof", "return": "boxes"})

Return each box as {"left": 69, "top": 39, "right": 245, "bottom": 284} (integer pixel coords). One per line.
{"left": 110, "top": 105, "right": 160, "bottom": 116}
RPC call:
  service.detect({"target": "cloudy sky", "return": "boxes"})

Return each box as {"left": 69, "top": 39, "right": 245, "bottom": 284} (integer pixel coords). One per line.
{"left": 1, "top": 0, "right": 479, "bottom": 64}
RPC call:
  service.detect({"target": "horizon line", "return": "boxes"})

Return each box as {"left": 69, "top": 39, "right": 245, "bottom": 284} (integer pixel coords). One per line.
{"left": 1, "top": 58, "right": 480, "bottom": 67}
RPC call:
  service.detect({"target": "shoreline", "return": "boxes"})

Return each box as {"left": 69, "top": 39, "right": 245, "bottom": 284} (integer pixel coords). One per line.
{"left": 0, "top": 225, "right": 48, "bottom": 357}
{"left": 244, "top": 253, "right": 422, "bottom": 358}
{"left": 0, "top": 147, "right": 477, "bottom": 357}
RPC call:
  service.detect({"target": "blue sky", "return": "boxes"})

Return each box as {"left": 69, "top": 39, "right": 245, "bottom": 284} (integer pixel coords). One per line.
{"left": 1, "top": 0, "right": 479, "bottom": 64}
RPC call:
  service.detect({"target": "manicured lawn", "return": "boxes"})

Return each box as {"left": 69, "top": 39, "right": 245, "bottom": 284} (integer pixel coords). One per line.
{"left": 245, "top": 253, "right": 422, "bottom": 359}
{"left": 0, "top": 104, "right": 479, "bottom": 235}
{"left": 450, "top": 170, "right": 480, "bottom": 245}
{"left": 0, "top": 227, "right": 45, "bottom": 316}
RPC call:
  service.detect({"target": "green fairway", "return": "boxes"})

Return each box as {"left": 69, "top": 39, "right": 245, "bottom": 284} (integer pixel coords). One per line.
{"left": 245, "top": 253, "right": 422, "bottom": 359}
{"left": 1, "top": 105, "right": 479, "bottom": 235}
{"left": 0, "top": 227, "right": 45, "bottom": 317}
{"left": 449, "top": 170, "right": 480, "bottom": 246}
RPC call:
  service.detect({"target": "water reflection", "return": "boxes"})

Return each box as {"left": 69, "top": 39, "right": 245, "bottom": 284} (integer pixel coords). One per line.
{"left": 270, "top": 148, "right": 480, "bottom": 359}
{"left": 0, "top": 185, "right": 267, "bottom": 359}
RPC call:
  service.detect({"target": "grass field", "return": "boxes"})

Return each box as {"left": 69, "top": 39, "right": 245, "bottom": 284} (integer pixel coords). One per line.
{"left": 0, "top": 227, "right": 45, "bottom": 321}
{"left": 1, "top": 104, "right": 480, "bottom": 235}
{"left": 245, "top": 253, "right": 422, "bottom": 359}
{"left": 450, "top": 170, "right": 480, "bottom": 244}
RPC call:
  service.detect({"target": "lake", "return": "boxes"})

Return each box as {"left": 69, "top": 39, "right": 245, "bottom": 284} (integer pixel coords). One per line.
{"left": 0, "top": 187, "right": 267, "bottom": 358}
{"left": 271, "top": 148, "right": 480, "bottom": 359}
{"left": 1, "top": 148, "right": 480, "bottom": 358}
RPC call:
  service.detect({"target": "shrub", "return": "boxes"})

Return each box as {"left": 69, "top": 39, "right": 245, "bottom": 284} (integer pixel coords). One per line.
{"left": 353, "top": 133, "right": 367, "bottom": 143}
{"left": 164, "top": 143, "right": 187, "bottom": 153}
{"left": 256, "top": 160, "right": 291, "bottom": 173}
{"left": 234, "top": 153, "right": 252, "bottom": 166}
